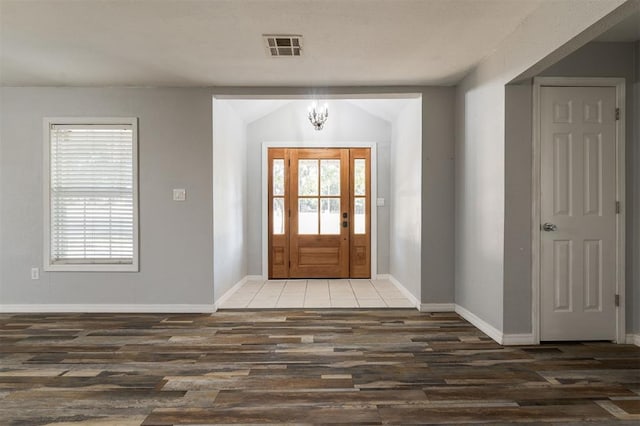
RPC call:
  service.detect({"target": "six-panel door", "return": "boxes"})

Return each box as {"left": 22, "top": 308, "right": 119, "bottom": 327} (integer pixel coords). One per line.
{"left": 539, "top": 86, "right": 617, "bottom": 341}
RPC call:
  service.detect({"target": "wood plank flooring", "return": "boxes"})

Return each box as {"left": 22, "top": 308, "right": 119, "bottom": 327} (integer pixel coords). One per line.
{"left": 0, "top": 310, "right": 638, "bottom": 425}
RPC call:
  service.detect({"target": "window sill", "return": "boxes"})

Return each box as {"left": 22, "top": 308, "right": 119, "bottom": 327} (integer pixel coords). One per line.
{"left": 44, "top": 263, "right": 139, "bottom": 272}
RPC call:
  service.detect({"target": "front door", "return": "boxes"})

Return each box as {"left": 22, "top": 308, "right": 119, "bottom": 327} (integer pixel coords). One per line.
{"left": 268, "top": 148, "right": 371, "bottom": 279}
{"left": 539, "top": 85, "right": 618, "bottom": 341}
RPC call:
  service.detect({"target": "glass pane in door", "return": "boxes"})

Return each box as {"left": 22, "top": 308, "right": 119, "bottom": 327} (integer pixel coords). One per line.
{"left": 354, "top": 197, "right": 366, "bottom": 234}
{"left": 298, "top": 198, "right": 318, "bottom": 234}
{"left": 320, "top": 198, "right": 340, "bottom": 234}
{"left": 273, "top": 159, "right": 285, "bottom": 196}
{"left": 273, "top": 197, "right": 284, "bottom": 234}
{"left": 320, "top": 159, "right": 340, "bottom": 196}
{"left": 354, "top": 159, "right": 366, "bottom": 196}
{"left": 298, "top": 160, "right": 318, "bottom": 196}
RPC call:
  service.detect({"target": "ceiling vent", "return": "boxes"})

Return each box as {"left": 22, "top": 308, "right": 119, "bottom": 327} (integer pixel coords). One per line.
{"left": 263, "top": 34, "right": 302, "bottom": 57}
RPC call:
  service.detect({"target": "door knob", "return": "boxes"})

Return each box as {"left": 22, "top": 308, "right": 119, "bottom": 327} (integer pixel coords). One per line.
{"left": 542, "top": 223, "right": 557, "bottom": 232}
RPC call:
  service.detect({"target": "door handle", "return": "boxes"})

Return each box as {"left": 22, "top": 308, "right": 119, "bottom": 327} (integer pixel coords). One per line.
{"left": 542, "top": 223, "right": 557, "bottom": 232}
{"left": 342, "top": 221, "right": 348, "bottom": 228}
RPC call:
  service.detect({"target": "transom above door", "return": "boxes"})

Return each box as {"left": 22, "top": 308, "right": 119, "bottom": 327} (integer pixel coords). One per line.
{"left": 268, "top": 148, "right": 371, "bottom": 279}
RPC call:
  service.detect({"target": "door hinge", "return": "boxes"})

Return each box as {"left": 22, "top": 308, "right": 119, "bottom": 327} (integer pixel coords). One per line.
{"left": 288, "top": 260, "right": 291, "bottom": 268}
{"left": 615, "top": 108, "right": 620, "bottom": 121}
{"left": 616, "top": 201, "right": 621, "bottom": 214}
{"left": 288, "top": 209, "right": 291, "bottom": 217}
{"left": 615, "top": 294, "right": 620, "bottom": 307}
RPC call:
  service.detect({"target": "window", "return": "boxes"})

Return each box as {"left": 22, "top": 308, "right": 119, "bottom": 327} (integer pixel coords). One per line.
{"left": 272, "top": 158, "right": 285, "bottom": 235}
{"left": 44, "top": 117, "right": 138, "bottom": 271}
{"left": 297, "top": 159, "right": 341, "bottom": 235}
{"left": 353, "top": 158, "right": 366, "bottom": 234}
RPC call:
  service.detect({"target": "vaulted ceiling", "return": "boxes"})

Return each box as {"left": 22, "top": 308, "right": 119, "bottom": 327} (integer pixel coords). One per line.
{"left": 1, "top": 0, "right": 547, "bottom": 87}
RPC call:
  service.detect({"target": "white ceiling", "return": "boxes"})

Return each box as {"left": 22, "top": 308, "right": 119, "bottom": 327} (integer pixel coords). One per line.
{"left": 0, "top": 0, "right": 545, "bottom": 87}
{"left": 223, "top": 97, "right": 416, "bottom": 124}
{"left": 225, "top": 99, "right": 293, "bottom": 124}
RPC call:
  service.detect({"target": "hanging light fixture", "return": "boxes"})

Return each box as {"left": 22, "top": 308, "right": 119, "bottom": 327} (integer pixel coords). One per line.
{"left": 308, "top": 101, "right": 328, "bottom": 131}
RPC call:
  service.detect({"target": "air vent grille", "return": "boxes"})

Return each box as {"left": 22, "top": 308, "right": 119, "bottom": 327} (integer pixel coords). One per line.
{"left": 263, "top": 34, "right": 302, "bottom": 57}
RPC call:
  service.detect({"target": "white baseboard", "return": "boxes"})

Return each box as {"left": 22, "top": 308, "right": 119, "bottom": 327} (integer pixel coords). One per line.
{"left": 214, "top": 275, "right": 254, "bottom": 308}
{"left": 0, "top": 304, "right": 216, "bottom": 313}
{"left": 626, "top": 333, "right": 640, "bottom": 346}
{"left": 502, "top": 333, "right": 536, "bottom": 345}
{"left": 383, "top": 275, "right": 456, "bottom": 314}
{"left": 420, "top": 303, "right": 455, "bottom": 312}
{"left": 453, "top": 304, "right": 536, "bottom": 345}
{"left": 246, "top": 275, "right": 263, "bottom": 281}
{"left": 386, "top": 275, "right": 420, "bottom": 309}
{"left": 454, "top": 304, "right": 504, "bottom": 345}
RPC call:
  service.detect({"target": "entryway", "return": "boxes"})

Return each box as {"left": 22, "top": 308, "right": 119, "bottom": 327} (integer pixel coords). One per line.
{"left": 268, "top": 147, "right": 371, "bottom": 279}
{"left": 212, "top": 96, "right": 424, "bottom": 310}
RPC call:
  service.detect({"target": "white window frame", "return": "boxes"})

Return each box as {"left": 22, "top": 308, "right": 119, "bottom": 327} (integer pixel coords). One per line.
{"left": 43, "top": 117, "right": 139, "bottom": 272}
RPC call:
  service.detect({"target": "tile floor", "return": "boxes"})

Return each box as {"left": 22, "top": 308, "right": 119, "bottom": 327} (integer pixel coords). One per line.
{"left": 219, "top": 278, "right": 416, "bottom": 309}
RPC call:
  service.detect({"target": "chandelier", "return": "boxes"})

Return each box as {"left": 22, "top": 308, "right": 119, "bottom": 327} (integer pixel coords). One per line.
{"left": 308, "top": 101, "right": 328, "bottom": 131}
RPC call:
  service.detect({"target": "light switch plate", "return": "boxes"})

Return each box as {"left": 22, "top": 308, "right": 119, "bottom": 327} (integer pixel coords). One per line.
{"left": 173, "top": 189, "right": 186, "bottom": 201}
{"left": 376, "top": 198, "right": 385, "bottom": 207}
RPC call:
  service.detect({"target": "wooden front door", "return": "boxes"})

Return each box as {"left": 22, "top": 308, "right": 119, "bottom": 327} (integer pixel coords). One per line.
{"left": 268, "top": 148, "right": 371, "bottom": 279}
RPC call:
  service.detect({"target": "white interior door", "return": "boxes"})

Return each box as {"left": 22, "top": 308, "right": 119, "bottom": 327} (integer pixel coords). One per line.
{"left": 540, "top": 85, "right": 617, "bottom": 341}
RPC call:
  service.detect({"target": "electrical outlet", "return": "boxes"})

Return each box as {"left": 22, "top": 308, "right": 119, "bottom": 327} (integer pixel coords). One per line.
{"left": 31, "top": 267, "right": 39, "bottom": 280}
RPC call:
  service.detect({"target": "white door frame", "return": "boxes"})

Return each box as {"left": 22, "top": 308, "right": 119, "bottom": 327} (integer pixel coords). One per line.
{"left": 261, "top": 142, "right": 378, "bottom": 280}
{"left": 532, "top": 77, "right": 626, "bottom": 344}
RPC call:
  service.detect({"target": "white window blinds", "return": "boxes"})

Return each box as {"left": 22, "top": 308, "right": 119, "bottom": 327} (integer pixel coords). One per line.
{"left": 49, "top": 123, "right": 135, "bottom": 265}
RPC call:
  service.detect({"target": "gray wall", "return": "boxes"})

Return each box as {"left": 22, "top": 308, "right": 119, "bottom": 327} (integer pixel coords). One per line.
{"left": 503, "top": 41, "right": 638, "bottom": 334}
{"left": 390, "top": 99, "right": 422, "bottom": 298}
{"left": 455, "top": 68, "right": 506, "bottom": 331}
{"left": 212, "top": 99, "right": 247, "bottom": 300}
{"left": 0, "top": 86, "right": 456, "bottom": 310}
{"left": 503, "top": 83, "right": 534, "bottom": 333}
{"left": 245, "top": 100, "right": 392, "bottom": 276}
{"left": 421, "top": 89, "right": 456, "bottom": 304}
{"left": 0, "top": 87, "right": 214, "bottom": 305}
{"left": 633, "top": 41, "right": 640, "bottom": 334}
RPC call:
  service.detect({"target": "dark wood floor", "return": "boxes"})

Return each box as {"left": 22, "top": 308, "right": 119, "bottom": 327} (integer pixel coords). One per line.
{"left": 1, "top": 310, "right": 638, "bottom": 425}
